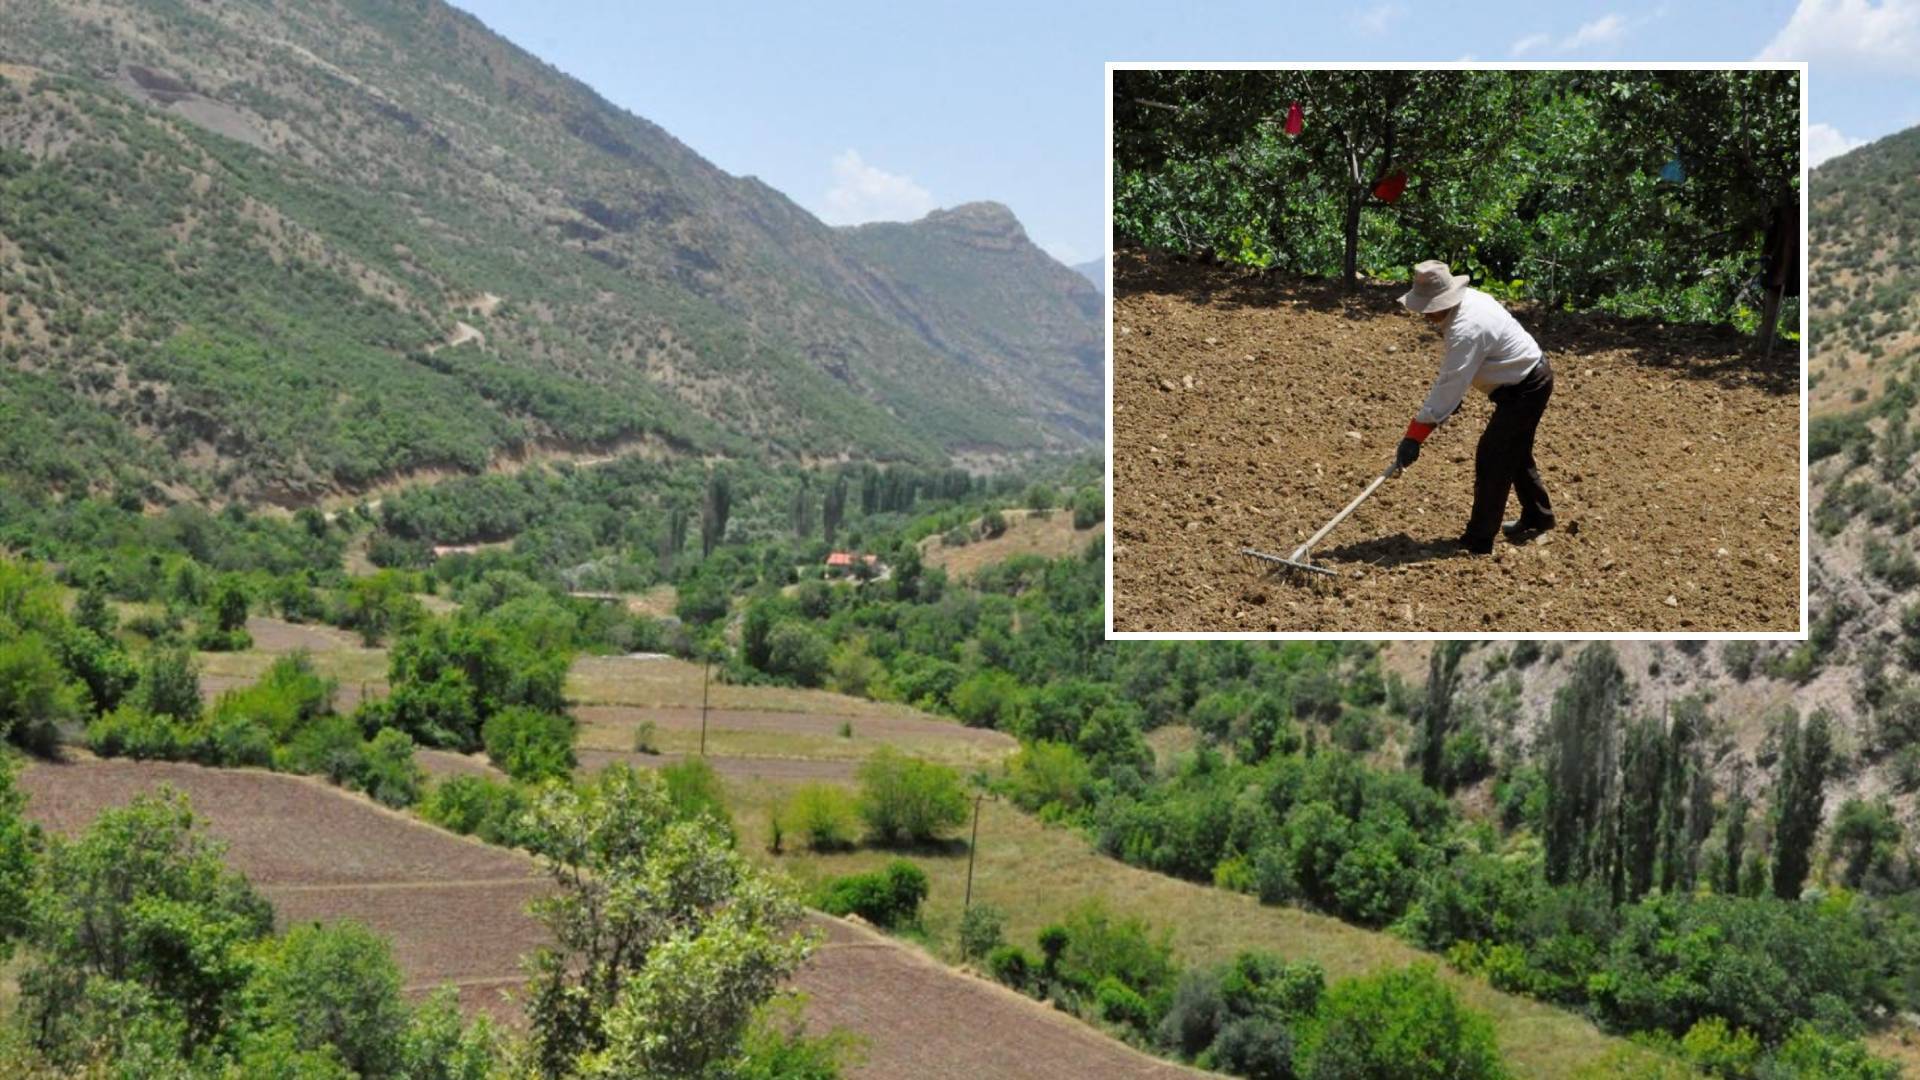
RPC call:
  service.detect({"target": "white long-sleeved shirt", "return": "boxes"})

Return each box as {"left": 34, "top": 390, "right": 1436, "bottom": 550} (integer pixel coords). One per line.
{"left": 1413, "top": 288, "right": 1543, "bottom": 428}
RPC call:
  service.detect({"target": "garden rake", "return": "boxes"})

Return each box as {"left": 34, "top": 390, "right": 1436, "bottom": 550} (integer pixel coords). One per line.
{"left": 1240, "top": 462, "right": 1401, "bottom": 578}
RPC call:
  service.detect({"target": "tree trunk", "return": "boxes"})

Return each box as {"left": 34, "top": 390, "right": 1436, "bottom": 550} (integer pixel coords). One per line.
{"left": 1342, "top": 187, "right": 1363, "bottom": 291}
{"left": 1759, "top": 280, "right": 1784, "bottom": 362}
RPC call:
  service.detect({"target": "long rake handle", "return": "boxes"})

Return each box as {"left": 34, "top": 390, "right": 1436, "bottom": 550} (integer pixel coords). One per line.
{"left": 1289, "top": 466, "right": 1398, "bottom": 562}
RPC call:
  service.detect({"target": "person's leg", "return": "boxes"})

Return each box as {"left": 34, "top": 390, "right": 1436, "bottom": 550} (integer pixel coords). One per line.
{"left": 1510, "top": 371, "right": 1553, "bottom": 523}
{"left": 1466, "top": 401, "right": 1522, "bottom": 546}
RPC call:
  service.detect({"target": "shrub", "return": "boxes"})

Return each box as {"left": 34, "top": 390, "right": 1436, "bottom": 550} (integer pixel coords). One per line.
{"left": 815, "top": 860, "right": 929, "bottom": 928}
{"left": 1210, "top": 1016, "right": 1295, "bottom": 1080}
{"left": 419, "top": 775, "right": 532, "bottom": 847}
{"left": 632, "top": 720, "right": 659, "bottom": 754}
{"left": 134, "top": 647, "right": 203, "bottom": 723}
{"left": 765, "top": 622, "right": 830, "bottom": 687}
{"left": 780, "top": 784, "right": 860, "bottom": 851}
{"left": 280, "top": 715, "right": 367, "bottom": 787}
{"left": 85, "top": 704, "right": 183, "bottom": 760}
{"left": 0, "top": 632, "right": 83, "bottom": 754}
{"left": 1095, "top": 976, "right": 1151, "bottom": 1032}
{"left": 856, "top": 747, "right": 969, "bottom": 845}
{"left": 980, "top": 510, "right": 1009, "bottom": 539}
{"left": 1677, "top": 1016, "right": 1760, "bottom": 1077}
{"left": 1722, "top": 641, "right": 1757, "bottom": 681}
{"left": 204, "top": 712, "right": 274, "bottom": 767}
{"left": 1071, "top": 487, "right": 1104, "bottom": 529}
{"left": 1056, "top": 900, "right": 1175, "bottom": 999}
{"left": 660, "top": 757, "right": 731, "bottom": 829}
{"left": 950, "top": 669, "right": 1027, "bottom": 730}
{"left": 1297, "top": 964, "right": 1507, "bottom": 1080}
{"left": 958, "top": 903, "right": 1006, "bottom": 962}
{"left": 987, "top": 944, "right": 1036, "bottom": 992}
{"left": 480, "top": 707, "right": 576, "bottom": 783}
{"left": 1004, "top": 741, "right": 1093, "bottom": 813}
{"left": 1157, "top": 969, "right": 1227, "bottom": 1058}
{"left": 359, "top": 728, "right": 424, "bottom": 808}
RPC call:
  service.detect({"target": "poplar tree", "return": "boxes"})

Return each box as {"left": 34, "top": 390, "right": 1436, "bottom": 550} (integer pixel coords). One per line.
{"left": 1771, "top": 709, "right": 1833, "bottom": 900}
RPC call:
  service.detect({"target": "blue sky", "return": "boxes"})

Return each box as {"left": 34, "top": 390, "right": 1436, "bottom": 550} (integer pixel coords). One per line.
{"left": 452, "top": 0, "right": 1920, "bottom": 268}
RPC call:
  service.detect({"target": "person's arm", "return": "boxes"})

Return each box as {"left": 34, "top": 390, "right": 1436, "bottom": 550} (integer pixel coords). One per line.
{"left": 1405, "top": 329, "right": 1485, "bottom": 441}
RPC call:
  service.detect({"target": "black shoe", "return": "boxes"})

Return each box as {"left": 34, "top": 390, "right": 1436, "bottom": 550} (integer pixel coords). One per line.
{"left": 1501, "top": 515, "right": 1555, "bottom": 542}
{"left": 1456, "top": 533, "right": 1494, "bottom": 555}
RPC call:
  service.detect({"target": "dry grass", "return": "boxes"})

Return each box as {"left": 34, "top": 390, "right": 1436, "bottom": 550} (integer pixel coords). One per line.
{"left": 727, "top": 779, "right": 1677, "bottom": 1080}
{"left": 569, "top": 655, "right": 925, "bottom": 718}
{"left": 574, "top": 704, "right": 1013, "bottom": 770}
{"left": 921, "top": 507, "right": 1097, "bottom": 579}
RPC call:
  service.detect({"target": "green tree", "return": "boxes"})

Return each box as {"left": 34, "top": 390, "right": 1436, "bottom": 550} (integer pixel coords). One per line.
{"left": 701, "top": 470, "right": 733, "bottom": 559}
{"left": 855, "top": 747, "right": 969, "bottom": 845}
{"left": 1298, "top": 964, "right": 1508, "bottom": 1080}
{"left": 518, "top": 765, "right": 813, "bottom": 1077}
{"left": 1416, "top": 641, "right": 1466, "bottom": 791}
{"left": 1829, "top": 798, "right": 1902, "bottom": 891}
{"left": 1543, "top": 644, "right": 1625, "bottom": 888}
{"left": 251, "top": 921, "right": 409, "bottom": 1077}
{"left": 480, "top": 706, "right": 577, "bottom": 783}
{"left": 0, "top": 758, "right": 35, "bottom": 960}
{"left": 21, "top": 789, "right": 273, "bottom": 1059}
{"left": 134, "top": 646, "right": 202, "bottom": 723}
{"left": 0, "top": 632, "right": 84, "bottom": 754}
{"left": 1771, "top": 710, "right": 1833, "bottom": 900}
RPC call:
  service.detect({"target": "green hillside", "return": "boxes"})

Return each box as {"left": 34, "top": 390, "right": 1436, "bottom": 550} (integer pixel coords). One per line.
{"left": 0, "top": 0, "right": 1101, "bottom": 503}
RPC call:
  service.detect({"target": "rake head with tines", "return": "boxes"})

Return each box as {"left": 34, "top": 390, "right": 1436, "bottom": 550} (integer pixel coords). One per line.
{"left": 1242, "top": 464, "right": 1399, "bottom": 579}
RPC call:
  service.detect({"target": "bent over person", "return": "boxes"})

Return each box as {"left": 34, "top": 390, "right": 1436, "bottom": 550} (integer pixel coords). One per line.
{"left": 1393, "top": 259, "right": 1554, "bottom": 555}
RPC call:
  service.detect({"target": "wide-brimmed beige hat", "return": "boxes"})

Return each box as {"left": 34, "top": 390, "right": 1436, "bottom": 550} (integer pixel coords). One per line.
{"left": 1399, "top": 260, "right": 1470, "bottom": 313}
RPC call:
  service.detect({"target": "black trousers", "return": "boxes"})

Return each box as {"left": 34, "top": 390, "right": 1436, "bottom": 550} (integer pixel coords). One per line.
{"left": 1465, "top": 357, "right": 1553, "bottom": 542}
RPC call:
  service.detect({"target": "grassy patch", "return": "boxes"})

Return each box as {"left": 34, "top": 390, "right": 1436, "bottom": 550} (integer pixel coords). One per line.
{"left": 725, "top": 778, "right": 1680, "bottom": 1080}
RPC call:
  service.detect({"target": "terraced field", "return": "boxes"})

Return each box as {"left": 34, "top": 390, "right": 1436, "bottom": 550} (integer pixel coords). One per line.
{"left": 14, "top": 758, "right": 1193, "bottom": 1077}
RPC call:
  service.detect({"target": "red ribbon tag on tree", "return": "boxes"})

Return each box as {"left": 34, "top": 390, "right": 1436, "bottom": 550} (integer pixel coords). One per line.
{"left": 1372, "top": 171, "right": 1407, "bottom": 203}
{"left": 1284, "top": 101, "right": 1303, "bottom": 137}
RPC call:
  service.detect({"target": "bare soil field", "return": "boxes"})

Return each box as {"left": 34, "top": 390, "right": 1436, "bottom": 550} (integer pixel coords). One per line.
{"left": 15, "top": 759, "right": 1201, "bottom": 1078}
{"left": 798, "top": 918, "right": 1196, "bottom": 1079}
{"left": 1111, "top": 252, "right": 1800, "bottom": 633}
{"left": 921, "top": 507, "right": 1099, "bottom": 579}
{"left": 19, "top": 759, "right": 531, "bottom": 886}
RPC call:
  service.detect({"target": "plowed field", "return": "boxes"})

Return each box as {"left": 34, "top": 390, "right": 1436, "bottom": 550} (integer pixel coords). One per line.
{"left": 1111, "top": 252, "right": 1801, "bottom": 633}
{"left": 16, "top": 759, "right": 1192, "bottom": 1078}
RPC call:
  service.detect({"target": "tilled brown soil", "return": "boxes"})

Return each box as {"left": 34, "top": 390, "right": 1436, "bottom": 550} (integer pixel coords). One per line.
{"left": 17, "top": 759, "right": 1185, "bottom": 1078}
{"left": 1112, "top": 252, "right": 1801, "bottom": 633}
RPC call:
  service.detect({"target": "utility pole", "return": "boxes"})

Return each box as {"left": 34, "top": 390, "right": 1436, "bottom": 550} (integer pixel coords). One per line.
{"left": 963, "top": 792, "right": 984, "bottom": 911}
{"left": 700, "top": 659, "right": 711, "bottom": 757}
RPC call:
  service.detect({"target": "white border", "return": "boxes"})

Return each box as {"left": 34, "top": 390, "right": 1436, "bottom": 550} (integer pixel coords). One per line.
{"left": 1103, "top": 60, "right": 1811, "bottom": 642}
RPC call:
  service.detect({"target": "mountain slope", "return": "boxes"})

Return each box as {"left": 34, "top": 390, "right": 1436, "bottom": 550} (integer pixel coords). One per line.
{"left": 840, "top": 204, "right": 1104, "bottom": 442}
{"left": 1074, "top": 258, "right": 1104, "bottom": 289}
{"left": 0, "top": 0, "right": 1100, "bottom": 502}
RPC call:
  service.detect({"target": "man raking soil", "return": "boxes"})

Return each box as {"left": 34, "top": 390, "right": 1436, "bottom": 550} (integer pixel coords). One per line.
{"left": 1395, "top": 259, "right": 1555, "bottom": 554}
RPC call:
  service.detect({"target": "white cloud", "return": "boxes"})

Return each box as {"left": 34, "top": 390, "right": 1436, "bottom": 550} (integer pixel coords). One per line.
{"left": 1806, "top": 121, "right": 1867, "bottom": 166}
{"left": 1511, "top": 11, "right": 1633, "bottom": 56}
{"left": 817, "top": 150, "right": 937, "bottom": 225}
{"left": 1509, "top": 32, "right": 1551, "bottom": 56}
{"left": 1355, "top": 3, "right": 1405, "bottom": 34}
{"left": 1563, "top": 13, "right": 1628, "bottom": 49}
{"left": 1758, "top": 0, "right": 1920, "bottom": 72}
